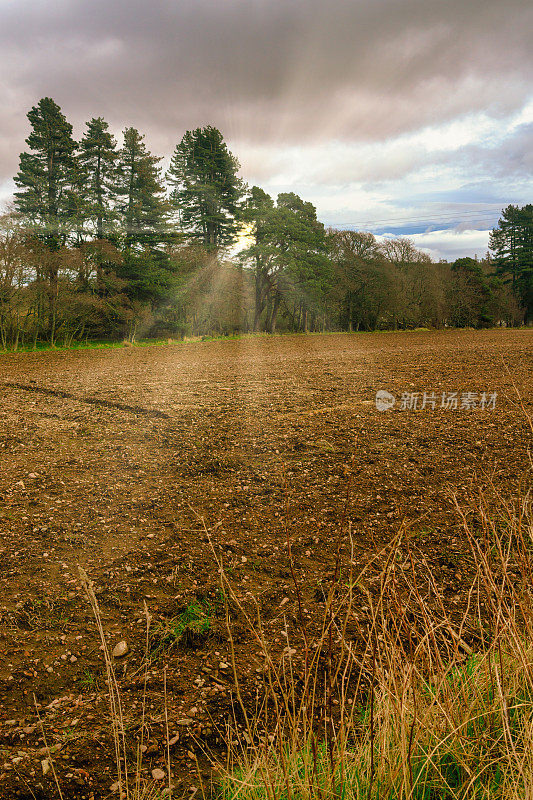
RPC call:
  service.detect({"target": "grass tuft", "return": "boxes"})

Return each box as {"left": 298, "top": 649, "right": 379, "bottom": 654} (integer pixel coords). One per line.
{"left": 150, "top": 600, "right": 214, "bottom": 656}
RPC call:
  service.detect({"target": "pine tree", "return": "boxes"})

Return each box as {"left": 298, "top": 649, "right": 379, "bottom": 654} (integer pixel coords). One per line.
{"left": 114, "top": 127, "right": 170, "bottom": 250}
{"left": 240, "top": 186, "right": 275, "bottom": 329}
{"left": 14, "top": 97, "right": 77, "bottom": 248}
{"left": 239, "top": 189, "right": 329, "bottom": 332}
{"left": 274, "top": 193, "right": 330, "bottom": 331}
{"left": 79, "top": 117, "right": 117, "bottom": 240}
{"left": 490, "top": 204, "right": 533, "bottom": 322}
{"left": 167, "top": 126, "right": 244, "bottom": 249}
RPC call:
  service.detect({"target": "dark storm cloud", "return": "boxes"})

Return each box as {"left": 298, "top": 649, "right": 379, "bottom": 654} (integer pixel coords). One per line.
{"left": 0, "top": 0, "right": 532, "bottom": 187}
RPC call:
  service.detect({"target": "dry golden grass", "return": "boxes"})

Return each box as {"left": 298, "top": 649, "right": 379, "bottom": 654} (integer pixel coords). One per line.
{"left": 214, "top": 471, "right": 533, "bottom": 800}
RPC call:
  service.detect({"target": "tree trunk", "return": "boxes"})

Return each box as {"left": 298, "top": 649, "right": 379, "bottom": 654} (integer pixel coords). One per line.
{"left": 268, "top": 290, "right": 281, "bottom": 333}
{"left": 254, "top": 264, "right": 264, "bottom": 331}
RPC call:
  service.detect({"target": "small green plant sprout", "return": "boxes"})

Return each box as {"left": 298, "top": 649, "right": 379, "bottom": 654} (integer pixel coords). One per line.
{"left": 150, "top": 600, "right": 213, "bottom": 656}
{"left": 79, "top": 669, "right": 100, "bottom": 690}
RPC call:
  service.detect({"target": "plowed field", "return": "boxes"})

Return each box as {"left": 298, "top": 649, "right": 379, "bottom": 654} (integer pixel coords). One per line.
{"left": 0, "top": 329, "right": 531, "bottom": 798}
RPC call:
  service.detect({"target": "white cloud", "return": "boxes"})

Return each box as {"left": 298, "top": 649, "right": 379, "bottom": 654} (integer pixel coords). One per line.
{"left": 387, "top": 228, "right": 492, "bottom": 261}
{"left": 0, "top": 179, "right": 15, "bottom": 209}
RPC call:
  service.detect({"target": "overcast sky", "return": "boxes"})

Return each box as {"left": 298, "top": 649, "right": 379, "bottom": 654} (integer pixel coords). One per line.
{"left": 1, "top": 0, "right": 532, "bottom": 260}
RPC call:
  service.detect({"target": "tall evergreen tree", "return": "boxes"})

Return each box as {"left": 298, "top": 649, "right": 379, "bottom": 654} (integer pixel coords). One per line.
{"left": 240, "top": 186, "right": 275, "bottom": 329}
{"left": 274, "top": 193, "right": 331, "bottom": 331}
{"left": 490, "top": 204, "right": 533, "bottom": 321}
{"left": 167, "top": 126, "right": 244, "bottom": 249}
{"left": 14, "top": 97, "right": 77, "bottom": 248}
{"left": 79, "top": 117, "right": 117, "bottom": 240}
{"left": 240, "top": 189, "right": 329, "bottom": 332}
{"left": 114, "top": 127, "right": 169, "bottom": 250}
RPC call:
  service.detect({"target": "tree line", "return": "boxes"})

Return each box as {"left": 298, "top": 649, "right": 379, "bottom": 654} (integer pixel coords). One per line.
{"left": 0, "top": 97, "right": 530, "bottom": 349}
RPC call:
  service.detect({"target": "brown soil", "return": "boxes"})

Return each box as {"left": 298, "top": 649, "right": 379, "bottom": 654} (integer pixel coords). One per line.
{"left": 0, "top": 329, "right": 531, "bottom": 799}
